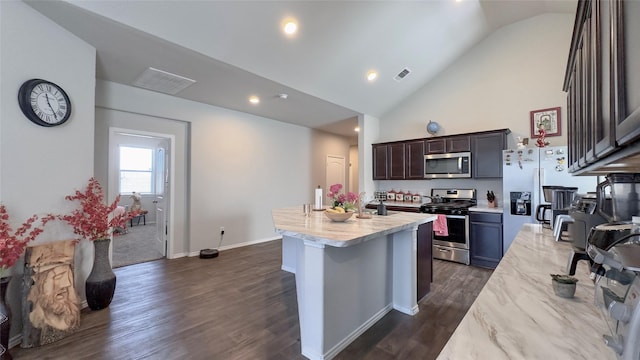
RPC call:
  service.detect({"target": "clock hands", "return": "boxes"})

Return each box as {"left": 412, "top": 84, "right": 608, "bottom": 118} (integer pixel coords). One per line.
{"left": 44, "top": 94, "right": 58, "bottom": 120}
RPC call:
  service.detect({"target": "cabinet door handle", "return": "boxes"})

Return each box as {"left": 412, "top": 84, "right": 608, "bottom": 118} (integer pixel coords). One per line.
{"left": 438, "top": 248, "right": 450, "bottom": 253}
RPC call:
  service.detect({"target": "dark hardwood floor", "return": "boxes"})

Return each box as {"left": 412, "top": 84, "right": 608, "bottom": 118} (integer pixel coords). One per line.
{"left": 12, "top": 240, "right": 492, "bottom": 360}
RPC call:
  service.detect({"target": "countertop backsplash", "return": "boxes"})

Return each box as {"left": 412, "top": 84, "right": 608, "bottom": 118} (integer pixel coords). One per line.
{"left": 374, "top": 178, "right": 503, "bottom": 204}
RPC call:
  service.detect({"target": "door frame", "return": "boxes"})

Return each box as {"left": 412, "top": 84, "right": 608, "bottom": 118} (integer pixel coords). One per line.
{"left": 108, "top": 127, "right": 176, "bottom": 259}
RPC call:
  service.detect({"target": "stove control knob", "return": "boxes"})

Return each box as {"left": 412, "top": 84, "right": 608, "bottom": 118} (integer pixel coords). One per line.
{"left": 603, "top": 335, "right": 624, "bottom": 355}
{"left": 609, "top": 301, "right": 632, "bottom": 323}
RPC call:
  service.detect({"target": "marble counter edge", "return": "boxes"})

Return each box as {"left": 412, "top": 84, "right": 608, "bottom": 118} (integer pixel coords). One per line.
{"left": 273, "top": 210, "right": 436, "bottom": 248}
{"left": 469, "top": 206, "right": 503, "bottom": 213}
{"left": 276, "top": 218, "right": 434, "bottom": 247}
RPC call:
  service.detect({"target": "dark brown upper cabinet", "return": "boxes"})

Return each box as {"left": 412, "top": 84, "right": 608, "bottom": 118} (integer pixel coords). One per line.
{"left": 425, "top": 136, "right": 470, "bottom": 154}
{"left": 613, "top": 0, "right": 640, "bottom": 147}
{"left": 372, "top": 129, "right": 509, "bottom": 180}
{"left": 372, "top": 144, "right": 388, "bottom": 180}
{"left": 388, "top": 143, "right": 406, "bottom": 180}
{"left": 372, "top": 142, "right": 406, "bottom": 180}
{"left": 405, "top": 140, "right": 426, "bottom": 179}
{"left": 564, "top": 0, "right": 640, "bottom": 173}
{"left": 472, "top": 131, "right": 507, "bottom": 178}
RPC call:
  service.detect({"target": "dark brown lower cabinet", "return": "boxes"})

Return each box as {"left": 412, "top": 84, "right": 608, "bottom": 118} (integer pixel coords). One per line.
{"left": 470, "top": 212, "right": 503, "bottom": 269}
{"left": 417, "top": 221, "right": 433, "bottom": 301}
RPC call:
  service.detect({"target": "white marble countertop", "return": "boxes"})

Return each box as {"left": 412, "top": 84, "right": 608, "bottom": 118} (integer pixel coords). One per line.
{"left": 469, "top": 205, "right": 503, "bottom": 213}
{"left": 272, "top": 206, "right": 436, "bottom": 247}
{"left": 437, "top": 224, "right": 615, "bottom": 360}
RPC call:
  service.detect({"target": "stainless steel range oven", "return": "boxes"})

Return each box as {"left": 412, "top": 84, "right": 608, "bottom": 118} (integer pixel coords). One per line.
{"left": 420, "top": 188, "right": 476, "bottom": 265}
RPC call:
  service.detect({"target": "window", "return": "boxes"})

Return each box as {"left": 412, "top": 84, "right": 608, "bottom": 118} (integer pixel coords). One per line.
{"left": 119, "top": 146, "right": 153, "bottom": 194}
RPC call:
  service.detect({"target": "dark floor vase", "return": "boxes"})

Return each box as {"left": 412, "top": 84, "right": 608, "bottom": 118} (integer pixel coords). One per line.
{"left": 0, "top": 277, "right": 12, "bottom": 360}
{"left": 86, "top": 239, "right": 116, "bottom": 311}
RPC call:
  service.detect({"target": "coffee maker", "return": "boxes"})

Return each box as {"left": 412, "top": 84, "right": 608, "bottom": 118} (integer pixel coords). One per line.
{"left": 566, "top": 193, "right": 609, "bottom": 275}
{"left": 569, "top": 174, "right": 640, "bottom": 275}
{"left": 597, "top": 173, "right": 640, "bottom": 224}
{"left": 588, "top": 237, "right": 640, "bottom": 359}
{"left": 583, "top": 174, "right": 640, "bottom": 358}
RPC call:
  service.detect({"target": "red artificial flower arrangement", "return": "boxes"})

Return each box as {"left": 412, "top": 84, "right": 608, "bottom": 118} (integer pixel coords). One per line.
{"left": 0, "top": 205, "right": 51, "bottom": 277}
{"left": 60, "top": 177, "right": 138, "bottom": 242}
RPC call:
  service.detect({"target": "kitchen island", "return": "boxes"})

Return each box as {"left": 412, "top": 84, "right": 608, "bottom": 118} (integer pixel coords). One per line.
{"left": 437, "top": 224, "right": 615, "bottom": 359}
{"left": 272, "top": 207, "right": 435, "bottom": 360}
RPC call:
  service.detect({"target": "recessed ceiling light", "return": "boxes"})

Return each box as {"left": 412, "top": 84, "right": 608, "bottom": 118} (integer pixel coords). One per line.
{"left": 277, "top": 93, "right": 289, "bottom": 99}
{"left": 367, "top": 71, "right": 378, "bottom": 82}
{"left": 282, "top": 18, "right": 298, "bottom": 35}
{"left": 249, "top": 96, "right": 260, "bottom": 104}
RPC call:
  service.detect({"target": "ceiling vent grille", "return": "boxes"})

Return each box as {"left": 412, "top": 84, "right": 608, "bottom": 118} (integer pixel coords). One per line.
{"left": 394, "top": 68, "right": 411, "bottom": 82}
{"left": 132, "top": 67, "right": 196, "bottom": 95}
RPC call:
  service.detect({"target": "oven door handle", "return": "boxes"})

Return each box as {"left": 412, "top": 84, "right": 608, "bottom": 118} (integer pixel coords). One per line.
{"left": 444, "top": 215, "right": 467, "bottom": 219}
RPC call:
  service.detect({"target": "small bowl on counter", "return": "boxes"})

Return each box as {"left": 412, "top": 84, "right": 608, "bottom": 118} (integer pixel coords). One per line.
{"left": 550, "top": 274, "right": 578, "bottom": 298}
{"left": 325, "top": 211, "right": 354, "bottom": 222}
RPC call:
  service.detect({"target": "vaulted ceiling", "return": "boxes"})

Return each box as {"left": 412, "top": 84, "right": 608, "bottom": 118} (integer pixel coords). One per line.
{"left": 26, "top": 0, "right": 576, "bottom": 139}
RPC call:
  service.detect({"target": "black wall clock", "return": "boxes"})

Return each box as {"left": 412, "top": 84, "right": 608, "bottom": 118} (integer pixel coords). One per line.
{"left": 18, "top": 79, "right": 72, "bottom": 127}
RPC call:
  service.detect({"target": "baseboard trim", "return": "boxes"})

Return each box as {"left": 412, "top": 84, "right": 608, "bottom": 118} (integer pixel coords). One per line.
{"left": 393, "top": 303, "right": 419, "bottom": 316}
{"left": 323, "top": 304, "right": 394, "bottom": 360}
{"left": 9, "top": 334, "right": 21, "bottom": 350}
{"left": 188, "top": 236, "right": 282, "bottom": 258}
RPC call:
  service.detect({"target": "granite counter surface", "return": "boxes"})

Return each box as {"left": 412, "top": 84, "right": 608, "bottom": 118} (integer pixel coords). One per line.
{"left": 437, "top": 224, "right": 615, "bottom": 360}
{"left": 272, "top": 206, "right": 436, "bottom": 247}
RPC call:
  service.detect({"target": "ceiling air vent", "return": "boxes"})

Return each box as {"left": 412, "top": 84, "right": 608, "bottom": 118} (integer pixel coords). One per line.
{"left": 394, "top": 68, "right": 411, "bottom": 82}
{"left": 132, "top": 67, "right": 196, "bottom": 95}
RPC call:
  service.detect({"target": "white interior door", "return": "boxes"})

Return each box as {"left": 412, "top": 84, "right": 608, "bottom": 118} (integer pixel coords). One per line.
{"left": 326, "top": 155, "right": 346, "bottom": 194}
{"left": 154, "top": 145, "right": 168, "bottom": 256}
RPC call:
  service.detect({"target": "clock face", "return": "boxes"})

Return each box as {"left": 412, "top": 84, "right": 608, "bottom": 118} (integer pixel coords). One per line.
{"left": 18, "top": 79, "right": 72, "bottom": 127}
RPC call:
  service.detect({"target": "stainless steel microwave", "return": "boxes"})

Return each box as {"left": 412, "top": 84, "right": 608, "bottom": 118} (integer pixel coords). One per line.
{"left": 424, "top": 152, "right": 472, "bottom": 179}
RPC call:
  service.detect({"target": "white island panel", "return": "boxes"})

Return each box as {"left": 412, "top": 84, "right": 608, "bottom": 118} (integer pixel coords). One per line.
{"left": 273, "top": 207, "right": 434, "bottom": 360}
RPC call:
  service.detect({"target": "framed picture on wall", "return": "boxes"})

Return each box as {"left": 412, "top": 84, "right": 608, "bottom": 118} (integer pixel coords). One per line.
{"left": 530, "top": 107, "right": 561, "bottom": 138}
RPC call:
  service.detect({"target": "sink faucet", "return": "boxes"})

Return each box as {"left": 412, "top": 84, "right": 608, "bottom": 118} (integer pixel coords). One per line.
{"left": 377, "top": 200, "right": 388, "bottom": 216}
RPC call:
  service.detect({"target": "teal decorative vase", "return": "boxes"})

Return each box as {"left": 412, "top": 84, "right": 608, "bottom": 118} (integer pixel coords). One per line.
{"left": 85, "top": 239, "right": 116, "bottom": 310}
{"left": 0, "top": 277, "right": 12, "bottom": 360}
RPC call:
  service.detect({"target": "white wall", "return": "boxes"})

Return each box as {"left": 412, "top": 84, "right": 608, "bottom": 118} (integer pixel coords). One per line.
{"left": 360, "top": 114, "right": 380, "bottom": 202}
{"left": 93, "top": 87, "right": 190, "bottom": 258}
{"left": 378, "top": 14, "right": 573, "bottom": 148}
{"left": 349, "top": 145, "right": 359, "bottom": 195}
{"left": 371, "top": 14, "right": 574, "bottom": 202}
{"left": 94, "top": 80, "right": 352, "bottom": 255}
{"left": 0, "top": 1, "right": 95, "bottom": 340}
{"left": 310, "top": 131, "right": 352, "bottom": 194}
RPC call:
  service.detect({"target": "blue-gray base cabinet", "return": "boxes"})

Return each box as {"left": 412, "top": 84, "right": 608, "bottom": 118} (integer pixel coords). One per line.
{"left": 470, "top": 212, "right": 503, "bottom": 269}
